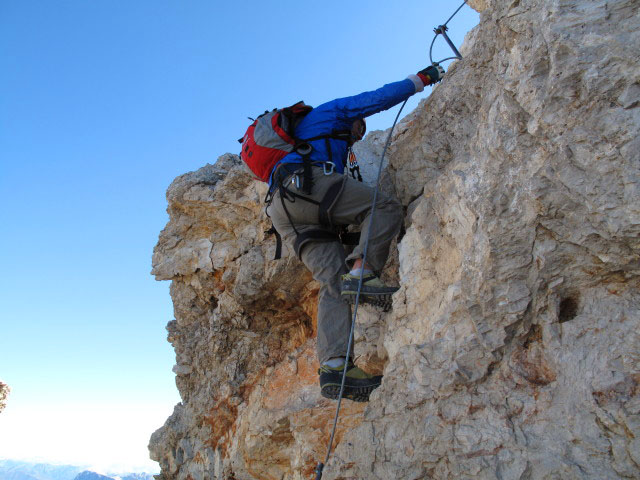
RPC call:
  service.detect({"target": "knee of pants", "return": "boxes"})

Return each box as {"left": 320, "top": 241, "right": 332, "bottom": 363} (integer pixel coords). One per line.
{"left": 377, "top": 198, "right": 403, "bottom": 227}
{"left": 318, "top": 280, "right": 344, "bottom": 305}
{"left": 300, "top": 241, "right": 348, "bottom": 285}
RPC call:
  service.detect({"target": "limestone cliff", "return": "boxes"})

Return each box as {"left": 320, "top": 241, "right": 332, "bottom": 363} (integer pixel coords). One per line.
{"left": 149, "top": 0, "right": 640, "bottom": 478}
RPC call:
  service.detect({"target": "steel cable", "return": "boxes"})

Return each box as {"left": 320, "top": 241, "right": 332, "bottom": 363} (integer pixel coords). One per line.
{"left": 315, "top": 98, "right": 407, "bottom": 480}
{"left": 315, "top": 2, "right": 468, "bottom": 477}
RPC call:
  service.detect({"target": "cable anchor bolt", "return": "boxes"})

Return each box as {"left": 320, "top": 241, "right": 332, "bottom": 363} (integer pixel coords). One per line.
{"left": 433, "top": 24, "right": 463, "bottom": 60}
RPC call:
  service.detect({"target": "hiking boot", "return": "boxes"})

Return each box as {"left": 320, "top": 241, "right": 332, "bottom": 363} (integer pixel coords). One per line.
{"left": 341, "top": 272, "right": 399, "bottom": 311}
{"left": 319, "top": 362, "right": 383, "bottom": 402}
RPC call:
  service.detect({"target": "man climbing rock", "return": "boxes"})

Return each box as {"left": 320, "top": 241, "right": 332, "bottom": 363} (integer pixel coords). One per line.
{"left": 263, "top": 66, "right": 444, "bottom": 401}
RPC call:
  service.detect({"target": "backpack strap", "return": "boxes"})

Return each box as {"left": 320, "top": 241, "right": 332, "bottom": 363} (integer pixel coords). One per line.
{"left": 292, "top": 130, "right": 351, "bottom": 196}
{"left": 289, "top": 142, "right": 314, "bottom": 195}
{"left": 318, "top": 178, "right": 345, "bottom": 228}
{"left": 265, "top": 224, "right": 282, "bottom": 260}
{"left": 292, "top": 228, "right": 361, "bottom": 260}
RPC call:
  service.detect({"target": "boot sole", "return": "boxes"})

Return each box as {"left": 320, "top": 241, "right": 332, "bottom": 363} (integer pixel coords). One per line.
{"left": 342, "top": 292, "right": 394, "bottom": 312}
{"left": 320, "top": 383, "right": 379, "bottom": 402}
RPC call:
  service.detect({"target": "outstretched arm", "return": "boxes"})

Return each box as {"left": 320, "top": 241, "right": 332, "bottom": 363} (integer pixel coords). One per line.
{"left": 313, "top": 67, "right": 445, "bottom": 127}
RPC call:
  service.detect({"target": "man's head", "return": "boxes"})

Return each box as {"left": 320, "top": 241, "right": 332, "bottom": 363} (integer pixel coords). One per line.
{"left": 350, "top": 118, "right": 366, "bottom": 145}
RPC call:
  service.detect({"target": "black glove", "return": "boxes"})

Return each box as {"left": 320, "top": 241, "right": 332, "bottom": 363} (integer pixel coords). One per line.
{"left": 417, "top": 64, "right": 445, "bottom": 86}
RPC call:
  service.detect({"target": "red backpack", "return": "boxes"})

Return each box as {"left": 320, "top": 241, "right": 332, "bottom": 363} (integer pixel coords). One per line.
{"left": 238, "top": 101, "right": 313, "bottom": 182}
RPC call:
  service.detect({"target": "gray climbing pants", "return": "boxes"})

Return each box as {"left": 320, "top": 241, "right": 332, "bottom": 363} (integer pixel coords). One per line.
{"left": 267, "top": 165, "right": 402, "bottom": 364}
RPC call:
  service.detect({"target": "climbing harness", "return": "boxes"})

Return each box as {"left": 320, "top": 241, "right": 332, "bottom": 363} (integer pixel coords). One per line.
{"left": 265, "top": 158, "right": 355, "bottom": 261}
{"left": 314, "top": 2, "right": 468, "bottom": 478}
{"left": 264, "top": 129, "right": 357, "bottom": 261}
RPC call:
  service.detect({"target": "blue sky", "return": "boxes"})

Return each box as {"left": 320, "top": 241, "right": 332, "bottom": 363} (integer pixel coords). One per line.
{"left": 0, "top": 0, "right": 478, "bottom": 472}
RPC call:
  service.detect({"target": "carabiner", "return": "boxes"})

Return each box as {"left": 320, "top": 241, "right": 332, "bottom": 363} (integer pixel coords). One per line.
{"left": 323, "top": 162, "right": 335, "bottom": 175}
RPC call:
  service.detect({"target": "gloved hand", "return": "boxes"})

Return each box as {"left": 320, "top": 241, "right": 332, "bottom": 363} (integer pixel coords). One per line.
{"left": 417, "top": 64, "right": 445, "bottom": 86}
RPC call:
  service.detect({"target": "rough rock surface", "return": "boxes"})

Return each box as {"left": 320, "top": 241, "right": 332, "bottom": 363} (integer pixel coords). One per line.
{"left": 149, "top": 155, "right": 369, "bottom": 480}
{"left": 149, "top": 0, "right": 640, "bottom": 478}
{"left": 0, "top": 381, "right": 9, "bottom": 413}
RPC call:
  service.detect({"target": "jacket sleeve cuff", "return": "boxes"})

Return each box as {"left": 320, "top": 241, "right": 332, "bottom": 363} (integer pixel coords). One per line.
{"left": 407, "top": 74, "right": 424, "bottom": 93}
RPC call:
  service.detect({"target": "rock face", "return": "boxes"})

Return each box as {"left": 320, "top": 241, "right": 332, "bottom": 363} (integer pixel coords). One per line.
{"left": 149, "top": 0, "right": 640, "bottom": 478}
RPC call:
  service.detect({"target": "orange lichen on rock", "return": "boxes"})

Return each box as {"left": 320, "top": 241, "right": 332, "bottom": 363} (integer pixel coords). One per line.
{"left": 263, "top": 343, "right": 319, "bottom": 410}
{"left": 204, "top": 397, "right": 239, "bottom": 456}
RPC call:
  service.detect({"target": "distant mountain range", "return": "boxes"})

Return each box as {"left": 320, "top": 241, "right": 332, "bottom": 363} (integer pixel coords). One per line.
{"left": 73, "top": 472, "right": 114, "bottom": 480}
{"left": 0, "top": 460, "right": 156, "bottom": 480}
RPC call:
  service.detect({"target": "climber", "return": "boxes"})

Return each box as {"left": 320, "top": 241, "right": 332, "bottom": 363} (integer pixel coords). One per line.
{"left": 266, "top": 65, "right": 445, "bottom": 402}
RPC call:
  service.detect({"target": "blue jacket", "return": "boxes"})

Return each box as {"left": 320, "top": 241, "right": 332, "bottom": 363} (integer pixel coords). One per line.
{"left": 269, "top": 77, "right": 422, "bottom": 185}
